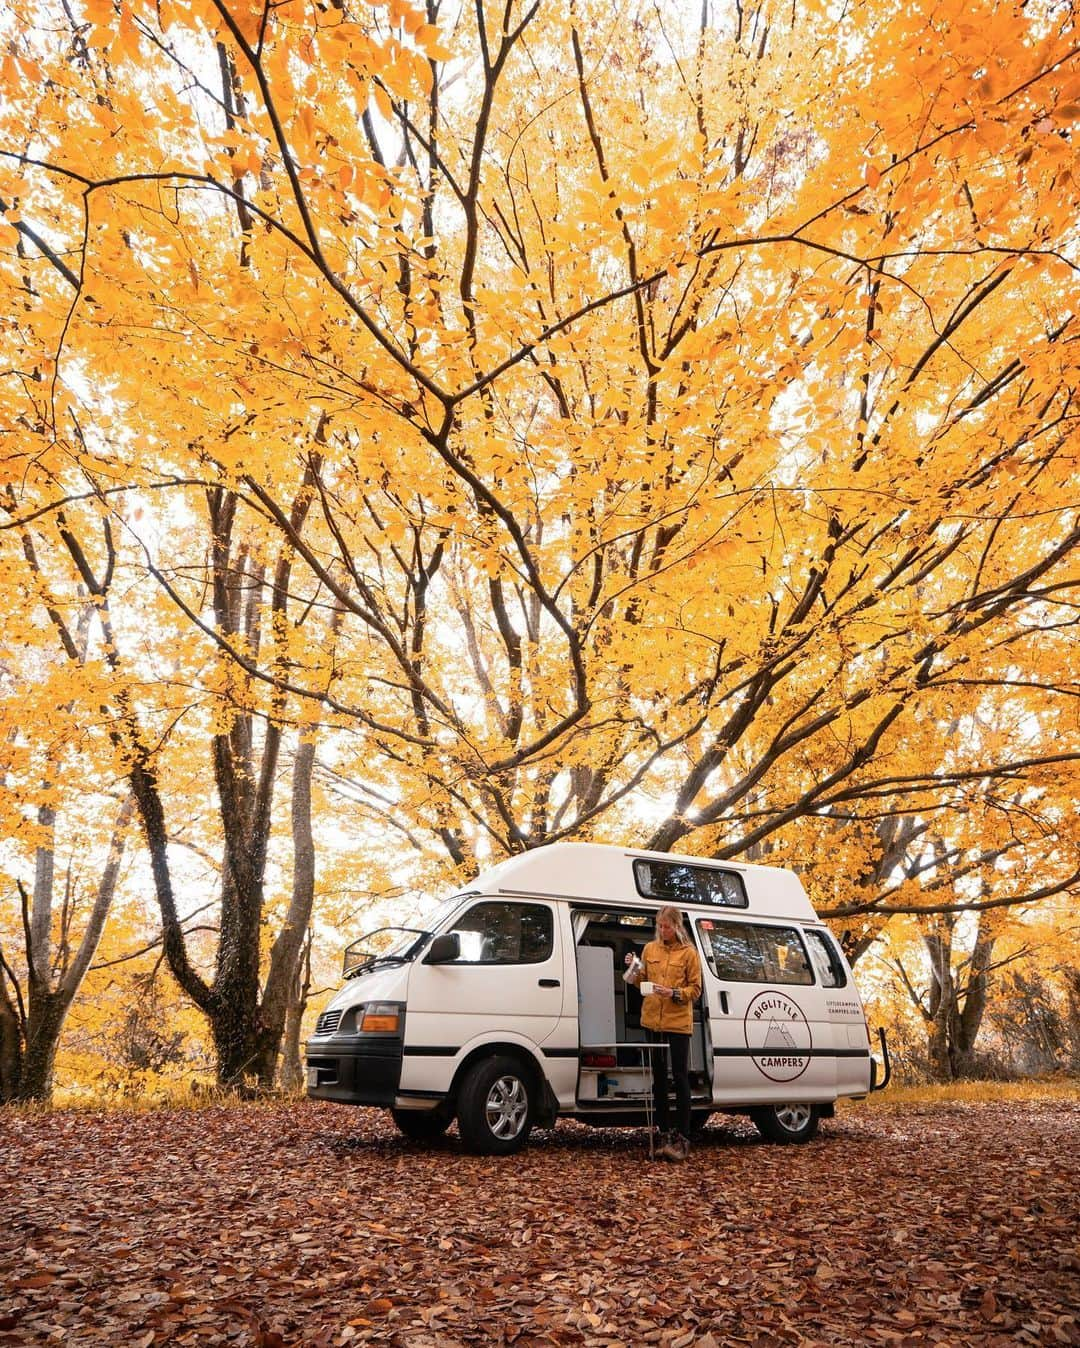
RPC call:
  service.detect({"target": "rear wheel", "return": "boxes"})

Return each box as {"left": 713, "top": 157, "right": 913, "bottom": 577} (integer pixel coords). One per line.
{"left": 457, "top": 1055, "right": 535, "bottom": 1154}
{"left": 390, "top": 1106, "right": 451, "bottom": 1140}
{"left": 751, "top": 1102, "right": 819, "bottom": 1144}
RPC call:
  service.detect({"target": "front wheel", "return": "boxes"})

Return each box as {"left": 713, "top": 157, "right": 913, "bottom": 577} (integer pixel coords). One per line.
{"left": 390, "top": 1106, "right": 451, "bottom": 1141}
{"left": 456, "top": 1055, "right": 535, "bottom": 1154}
{"left": 751, "top": 1102, "right": 820, "bottom": 1144}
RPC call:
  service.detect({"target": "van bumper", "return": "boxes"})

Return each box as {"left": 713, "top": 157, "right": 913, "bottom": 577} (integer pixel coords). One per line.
{"left": 305, "top": 1036, "right": 404, "bottom": 1106}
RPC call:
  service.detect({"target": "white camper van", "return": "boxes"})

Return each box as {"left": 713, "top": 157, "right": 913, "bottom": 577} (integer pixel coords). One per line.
{"left": 306, "top": 843, "right": 889, "bottom": 1153}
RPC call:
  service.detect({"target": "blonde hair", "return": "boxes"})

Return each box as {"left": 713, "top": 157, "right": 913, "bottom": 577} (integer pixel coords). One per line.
{"left": 655, "top": 905, "right": 690, "bottom": 945}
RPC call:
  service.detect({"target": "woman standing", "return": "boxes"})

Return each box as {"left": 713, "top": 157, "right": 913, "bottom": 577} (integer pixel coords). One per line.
{"left": 624, "top": 905, "right": 703, "bottom": 1161}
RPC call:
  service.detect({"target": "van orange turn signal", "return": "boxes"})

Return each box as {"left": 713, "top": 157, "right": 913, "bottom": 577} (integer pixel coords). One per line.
{"left": 359, "top": 1005, "right": 401, "bottom": 1033}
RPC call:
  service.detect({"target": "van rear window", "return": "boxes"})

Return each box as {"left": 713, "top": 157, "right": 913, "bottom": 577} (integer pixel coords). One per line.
{"left": 633, "top": 859, "right": 748, "bottom": 908}
{"left": 696, "top": 920, "right": 813, "bottom": 985}
{"left": 804, "top": 929, "right": 847, "bottom": 987}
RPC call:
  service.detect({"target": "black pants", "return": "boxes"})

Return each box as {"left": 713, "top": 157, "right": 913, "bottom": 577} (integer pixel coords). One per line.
{"left": 648, "top": 1030, "right": 691, "bottom": 1140}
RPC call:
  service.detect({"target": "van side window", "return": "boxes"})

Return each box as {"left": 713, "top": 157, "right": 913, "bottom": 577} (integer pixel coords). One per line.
{"left": 804, "top": 930, "right": 847, "bottom": 988}
{"left": 446, "top": 902, "right": 554, "bottom": 964}
{"left": 696, "top": 920, "right": 813, "bottom": 986}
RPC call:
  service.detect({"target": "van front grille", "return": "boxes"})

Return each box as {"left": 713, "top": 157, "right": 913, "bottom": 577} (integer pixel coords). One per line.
{"left": 315, "top": 1009, "right": 344, "bottom": 1035}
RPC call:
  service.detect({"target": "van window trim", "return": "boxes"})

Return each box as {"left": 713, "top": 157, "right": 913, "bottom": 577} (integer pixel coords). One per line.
{"left": 569, "top": 901, "right": 661, "bottom": 920}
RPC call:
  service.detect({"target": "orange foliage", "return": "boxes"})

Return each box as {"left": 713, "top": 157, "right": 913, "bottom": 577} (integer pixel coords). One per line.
{"left": 1, "top": 0, "right": 1077, "bottom": 1086}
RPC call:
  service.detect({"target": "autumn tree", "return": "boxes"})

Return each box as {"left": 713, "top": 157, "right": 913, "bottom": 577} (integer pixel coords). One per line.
{"left": 0, "top": 471, "right": 338, "bottom": 1087}
{"left": 131, "top": 481, "right": 332, "bottom": 1087}
{"left": 0, "top": 567, "right": 136, "bottom": 1101}
{"left": 2, "top": 0, "right": 1077, "bottom": 1075}
{"left": 988, "top": 916, "right": 1080, "bottom": 1075}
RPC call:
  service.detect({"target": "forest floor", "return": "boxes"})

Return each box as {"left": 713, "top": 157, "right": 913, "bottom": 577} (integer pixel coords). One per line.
{"left": 2, "top": 1093, "right": 1078, "bottom": 1347}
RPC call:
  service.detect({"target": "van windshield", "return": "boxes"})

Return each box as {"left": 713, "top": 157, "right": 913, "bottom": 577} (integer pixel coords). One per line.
{"left": 343, "top": 927, "right": 428, "bottom": 978}
{"left": 341, "top": 897, "right": 469, "bottom": 979}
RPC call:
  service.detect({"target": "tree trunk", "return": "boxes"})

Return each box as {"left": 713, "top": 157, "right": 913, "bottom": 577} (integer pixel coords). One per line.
{"left": 124, "top": 484, "right": 320, "bottom": 1091}
{"left": 0, "top": 967, "right": 24, "bottom": 1102}
{"left": 278, "top": 931, "right": 312, "bottom": 1092}
{"left": 209, "top": 999, "right": 263, "bottom": 1089}
{"left": 924, "top": 927, "right": 957, "bottom": 1081}
{"left": 952, "top": 924, "right": 995, "bottom": 1077}
{"left": 191, "top": 732, "right": 316, "bottom": 1090}
{"left": 923, "top": 913, "right": 996, "bottom": 1080}
{"left": 129, "top": 756, "right": 217, "bottom": 1019}
{"left": 16, "top": 991, "right": 67, "bottom": 1102}
{"left": 3, "top": 795, "right": 134, "bottom": 1104}
{"left": 254, "top": 736, "right": 318, "bottom": 1087}
{"left": 1065, "top": 967, "right": 1080, "bottom": 1069}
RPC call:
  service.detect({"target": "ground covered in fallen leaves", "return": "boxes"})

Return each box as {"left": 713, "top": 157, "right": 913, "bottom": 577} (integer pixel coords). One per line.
{"left": 2, "top": 1097, "right": 1078, "bottom": 1347}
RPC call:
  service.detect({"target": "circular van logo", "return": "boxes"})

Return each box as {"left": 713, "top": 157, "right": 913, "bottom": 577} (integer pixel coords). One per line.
{"left": 744, "top": 991, "right": 812, "bottom": 1082}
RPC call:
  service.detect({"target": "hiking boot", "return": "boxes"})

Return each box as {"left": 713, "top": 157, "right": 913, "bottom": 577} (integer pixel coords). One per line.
{"left": 649, "top": 1128, "right": 672, "bottom": 1158}
{"left": 659, "top": 1132, "right": 690, "bottom": 1162}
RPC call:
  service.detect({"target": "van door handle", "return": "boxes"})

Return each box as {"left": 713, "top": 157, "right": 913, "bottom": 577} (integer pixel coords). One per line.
{"left": 538, "top": 978, "right": 561, "bottom": 987}
{"left": 719, "top": 990, "right": 729, "bottom": 1015}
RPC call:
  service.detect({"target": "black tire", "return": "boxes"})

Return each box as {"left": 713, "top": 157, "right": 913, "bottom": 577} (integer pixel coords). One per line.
{"left": 751, "top": 1102, "right": 820, "bottom": 1144}
{"left": 691, "top": 1109, "right": 714, "bottom": 1136}
{"left": 456, "top": 1054, "right": 535, "bottom": 1154}
{"left": 390, "top": 1106, "right": 451, "bottom": 1140}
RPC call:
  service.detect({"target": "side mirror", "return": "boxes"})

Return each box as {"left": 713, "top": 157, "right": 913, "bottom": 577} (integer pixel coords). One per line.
{"left": 425, "top": 931, "right": 461, "bottom": 964}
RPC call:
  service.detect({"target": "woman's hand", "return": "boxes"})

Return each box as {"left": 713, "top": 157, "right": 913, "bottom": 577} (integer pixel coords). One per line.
{"left": 653, "top": 984, "right": 674, "bottom": 999}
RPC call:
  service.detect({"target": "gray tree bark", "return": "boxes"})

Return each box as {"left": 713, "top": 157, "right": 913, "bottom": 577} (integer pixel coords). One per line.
{"left": 923, "top": 911, "right": 995, "bottom": 1081}
{"left": 279, "top": 930, "right": 313, "bottom": 1092}
{"left": 256, "top": 735, "right": 318, "bottom": 1088}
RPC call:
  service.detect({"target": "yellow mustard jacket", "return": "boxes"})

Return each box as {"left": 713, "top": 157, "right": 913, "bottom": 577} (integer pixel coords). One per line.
{"left": 637, "top": 938, "right": 703, "bottom": 1035}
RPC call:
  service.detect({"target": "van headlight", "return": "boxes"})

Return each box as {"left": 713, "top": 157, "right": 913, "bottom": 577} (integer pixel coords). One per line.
{"left": 352, "top": 1003, "right": 402, "bottom": 1035}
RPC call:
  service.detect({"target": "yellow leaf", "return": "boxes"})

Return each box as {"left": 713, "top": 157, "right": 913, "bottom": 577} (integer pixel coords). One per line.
{"left": 296, "top": 103, "right": 316, "bottom": 149}
{"left": 373, "top": 82, "right": 393, "bottom": 121}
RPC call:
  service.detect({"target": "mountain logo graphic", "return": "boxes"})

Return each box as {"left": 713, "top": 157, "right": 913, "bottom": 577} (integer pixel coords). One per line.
{"left": 763, "top": 1020, "right": 798, "bottom": 1051}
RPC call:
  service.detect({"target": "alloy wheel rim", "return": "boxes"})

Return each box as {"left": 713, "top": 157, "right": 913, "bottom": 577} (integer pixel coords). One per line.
{"left": 485, "top": 1076, "right": 528, "bottom": 1139}
{"left": 775, "top": 1103, "right": 812, "bottom": 1132}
